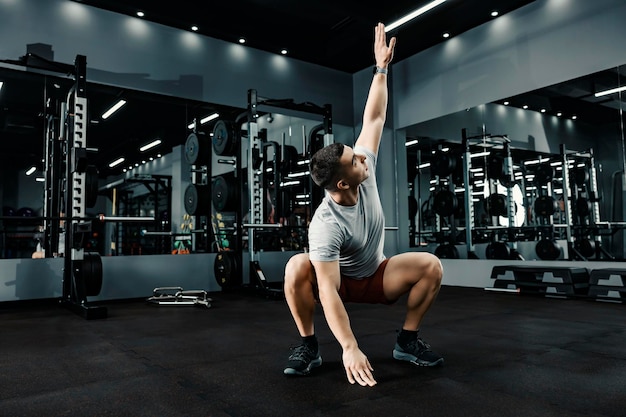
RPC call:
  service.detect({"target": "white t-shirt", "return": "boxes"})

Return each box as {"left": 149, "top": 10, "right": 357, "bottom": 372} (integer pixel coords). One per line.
{"left": 308, "top": 146, "right": 386, "bottom": 278}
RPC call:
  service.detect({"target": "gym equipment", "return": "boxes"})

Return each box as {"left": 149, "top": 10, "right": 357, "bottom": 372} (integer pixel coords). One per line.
{"left": 434, "top": 243, "right": 460, "bottom": 259}
{"left": 431, "top": 150, "right": 458, "bottom": 177}
{"left": 184, "top": 132, "right": 211, "bottom": 165}
{"left": 147, "top": 287, "right": 212, "bottom": 308}
{"left": 212, "top": 119, "right": 238, "bottom": 156}
{"left": 533, "top": 195, "right": 558, "bottom": 217}
{"left": 484, "top": 193, "right": 508, "bottom": 217}
{"left": 535, "top": 238, "right": 561, "bottom": 260}
{"left": 79, "top": 252, "right": 103, "bottom": 296}
{"left": 491, "top": 265, "right": 590, "bottom": 298}
{"left": 534, "top": 164, "right": 554, "bottom": 185}
{"left": 432, "top": 189, "right": 457, "bottom": 217}
{"left": 184, "top": 184, "right": 210, "bottom": 216}
{"left": 485, "top": 241, "right": 511, "bottom": 260}
{"left": 214, "top": 251, "right": 241, "bottom": 289}
{"left": 56, "top": 55, "right": 107, "bottom": 319}
{"left": 212, "top": 174, "right": 238, "bottom": 212}
{"left": 587, "top": 269, "right": 626, "bottom": 303}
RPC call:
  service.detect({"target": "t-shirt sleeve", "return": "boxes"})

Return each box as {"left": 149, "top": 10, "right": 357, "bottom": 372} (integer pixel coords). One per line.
{"left": 308, "top": 212, "right": 343, "bottom": 262}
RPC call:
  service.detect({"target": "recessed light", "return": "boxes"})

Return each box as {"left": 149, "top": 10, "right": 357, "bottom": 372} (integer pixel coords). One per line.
{"left": 491, "top": 11, "right": 499, "bottom": 17}
{"left": 503, "top": 101, "right": 509, "bottom": 105}
{"left": 540, "top": 108, "right": 546, "bottom": 113}
{"left": 281, "top": 49, "right": 288, "bottom": 55}
{"left": 191, "top": 25, "right": 198, "bottom": 31}
{"left": 136, "top": 11, "right": 144, "bottom": 17}
{"left": 557, "top": 112, "right": 562, "bottom": 117}
{"left": 239, "top": 38, "right": 246, "bottom": 44}
{"left": 523, "top": 105, "right": 529, "bottom": 109}
{"left": 572, "top": 115, "right": 577, "bottom": 120}
{"left": 442, "top": 32, "right": 450, "bottom": 38}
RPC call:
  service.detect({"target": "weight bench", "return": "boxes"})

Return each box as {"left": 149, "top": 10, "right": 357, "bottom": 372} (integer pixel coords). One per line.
{"left": 147, "top": 287, "right": 212, "bottom": 308}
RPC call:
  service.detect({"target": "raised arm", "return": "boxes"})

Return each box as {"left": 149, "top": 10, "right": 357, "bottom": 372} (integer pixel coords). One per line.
{"left": 354, "top": 22, "right": 396, "bottom": 155}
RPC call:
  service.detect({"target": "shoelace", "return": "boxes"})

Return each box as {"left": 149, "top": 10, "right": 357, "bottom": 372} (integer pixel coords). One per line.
{"left": 405, "top": 338, "right": 432, "bottom": 353}
{"left": 288, "top": 344, "right": 316, "bottom": 361}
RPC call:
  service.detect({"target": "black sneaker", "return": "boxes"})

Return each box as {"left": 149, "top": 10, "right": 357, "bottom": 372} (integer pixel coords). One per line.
{"left": 283, "top": 343, "right": 322, "bottom": 376}
{"left": 393, "top": 338, "right": 444, "bottom": 367}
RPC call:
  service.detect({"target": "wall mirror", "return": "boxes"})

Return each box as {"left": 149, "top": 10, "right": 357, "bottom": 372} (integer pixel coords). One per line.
{"left": 405, "top": 65, "right": 626, "bottom": 262}
{"left": 0, "top": 63, "right": 243, "bottom": 258}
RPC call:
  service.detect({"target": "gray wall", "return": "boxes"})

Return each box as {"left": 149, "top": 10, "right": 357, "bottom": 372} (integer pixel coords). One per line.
{"left": 2, "top": 0, "right": 626, "bottom": 302}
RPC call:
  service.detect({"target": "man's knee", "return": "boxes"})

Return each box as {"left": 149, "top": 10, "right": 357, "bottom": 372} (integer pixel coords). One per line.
{"left": 284, "top": 253, "right": 312, "bottom": 287}
{"left": 421, "top": 253, "right": 443, "bottom": 288}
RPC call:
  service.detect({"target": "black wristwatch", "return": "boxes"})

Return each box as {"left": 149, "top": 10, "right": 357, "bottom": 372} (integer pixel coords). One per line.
{"left": 373, "top": 66, "right": 388, "bottom": 75}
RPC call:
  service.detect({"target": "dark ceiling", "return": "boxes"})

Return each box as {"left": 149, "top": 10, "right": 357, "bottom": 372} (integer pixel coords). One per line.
{"left": 72, "top": 0, "right": 537, "bottom": 73}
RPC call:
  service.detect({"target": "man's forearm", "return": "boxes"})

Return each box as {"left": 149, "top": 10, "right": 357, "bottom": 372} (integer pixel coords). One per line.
{"left": 362, "top": 72, "right": 388, "bottom": 126}
{"left": 319, "top": 290, "right": 358, "bottom": 350}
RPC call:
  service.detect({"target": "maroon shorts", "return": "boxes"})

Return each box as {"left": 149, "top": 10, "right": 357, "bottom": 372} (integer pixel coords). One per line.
{"left": 338, "top": 259, "right": 395, "bottom": 305}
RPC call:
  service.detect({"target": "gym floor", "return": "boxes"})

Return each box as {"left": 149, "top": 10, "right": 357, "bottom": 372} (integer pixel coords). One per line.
{"left": 1, "top": 286, "right": 624, "bottom": 417}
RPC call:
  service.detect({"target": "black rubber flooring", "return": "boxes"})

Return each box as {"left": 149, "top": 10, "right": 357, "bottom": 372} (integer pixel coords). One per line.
{"left": 1, "top": 286, "right": 624, "bottom": 417}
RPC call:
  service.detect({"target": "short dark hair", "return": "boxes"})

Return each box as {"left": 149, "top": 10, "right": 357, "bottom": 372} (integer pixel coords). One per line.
{"left": 309, "top": 142, "right": 345, "bottom": 190}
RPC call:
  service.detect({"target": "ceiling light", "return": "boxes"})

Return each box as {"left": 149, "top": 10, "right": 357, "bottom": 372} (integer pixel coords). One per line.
{"left": 281, "top": 49, "right": 288, "bottom": 55}
{"left": 35, "top": 177, "right": 45, "bottom": 182}
{"left": 136, "top": 11, "right": 144, "bottom": 17}
{"left": 503, "top": 101, "right": 509, "bottom": 105}
{"left": 139, "top": 139, "right": 162, "bottom": 152}
{"left": 594, "top": 85, "right": 626, "bottom": 97}
{"left": 187, "top": 112, "right": 219, "bottom": 129}
{"left": 191, "top": 25, "right": 198, "bottom": 31}
{"left": 109, "top": 157, "right": 125, "bottom": 168}
{"left": 442, "top": 32, "right": 450, "bottom": 38}
{"left": 385, "top": 0, "right": 447, "bottom": 32}
{"left": 26, "top": 166, "right": 36, "bottom": 176}
{"left": 523, "top": 105, "right": 528, "bottom": 109}
{"left": 0, "top": 81, "right": 3, "bottom": 92}
{"left": 102, "top": 99, "right": 126, "bottom": 119}
{"left": 239, "top": 38, "right": 246, "bottom": 44}
{"left": 572, "top": 115, "right": 577, "bottom": 120}
{"left": 491, "top": 11, "right": 499, "bottom": 17}
{"left": 557, "top": 112, "right": 562, "bottom": 116}
{"left": 540, "top": 108, "right": 546, "bottom": 113}
{"left": 405, "top": 139, "right": 419, "bottom": 147}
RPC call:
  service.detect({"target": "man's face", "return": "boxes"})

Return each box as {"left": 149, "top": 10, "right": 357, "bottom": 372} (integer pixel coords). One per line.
{"left": 339, "top": 145, "right": 369, "bottom": 187}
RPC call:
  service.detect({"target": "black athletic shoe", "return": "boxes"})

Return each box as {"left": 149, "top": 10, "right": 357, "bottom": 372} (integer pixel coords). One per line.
{"left": 283, "top": 343, "right": 322, "bottom": 376}
{"left": 393, "top": 338, "right": 444, "bottom": 367}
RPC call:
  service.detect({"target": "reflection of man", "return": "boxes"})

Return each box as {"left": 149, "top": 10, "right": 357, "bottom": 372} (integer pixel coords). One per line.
{"left": 282, "top": 23, "right": 444, "bottom": 387}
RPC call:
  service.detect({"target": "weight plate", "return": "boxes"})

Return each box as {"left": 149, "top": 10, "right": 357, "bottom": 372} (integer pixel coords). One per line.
{"left": 82, "top": 252, "right": 103, "bottom": 296}
{"left": 433, "top": 190, "right": 458, "bottom": 217}
{"left": 212, "top": 175, "right": 237, "bottom": 212}
{"left": 212, "top": 120, "right": 238, "bottom": 156}
{"left": 484, "top": 193, "right": 507, "bottom": 217}
{"left": 534, "top": 195, "right": 558, "bottom": 217}
{"left": 184, "top": 184, "right": 210, "bottom": 216}
{"left": 434, "top": 244, "right": 460, "bottom": 259}
{"left": 184, "top": 132, "right": 210, "bottom": 165}
{"left": 535, "top": 164, "right": 554, "bottom": 185}
{"left": 485, "top": 241, "right": 511, "bottom": 260}
{"left": 535, "top": 239, "right": 561, "bottom": 260}
{"left": 214, "top": 252, "right": 242, "bottom": 288}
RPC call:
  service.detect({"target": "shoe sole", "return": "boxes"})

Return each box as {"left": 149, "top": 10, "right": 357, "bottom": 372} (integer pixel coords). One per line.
{"left": 393, "top": 350, "right": 444, "bottom": 367}
{"left": 283, "top": 357, "right": 323, "bottom": 376}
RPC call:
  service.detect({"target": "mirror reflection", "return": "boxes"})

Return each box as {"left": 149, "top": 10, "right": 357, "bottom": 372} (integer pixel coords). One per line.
{"left": 0, "top": 64, "right": 349, "bottom": 259}
{"left": 406, "top": 65, "right": 626, "bottom": 261}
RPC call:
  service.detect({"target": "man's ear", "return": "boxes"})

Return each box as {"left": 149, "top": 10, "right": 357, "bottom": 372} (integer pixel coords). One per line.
{"left": 336, "top": 179, "right": 349, "bottom": 190}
